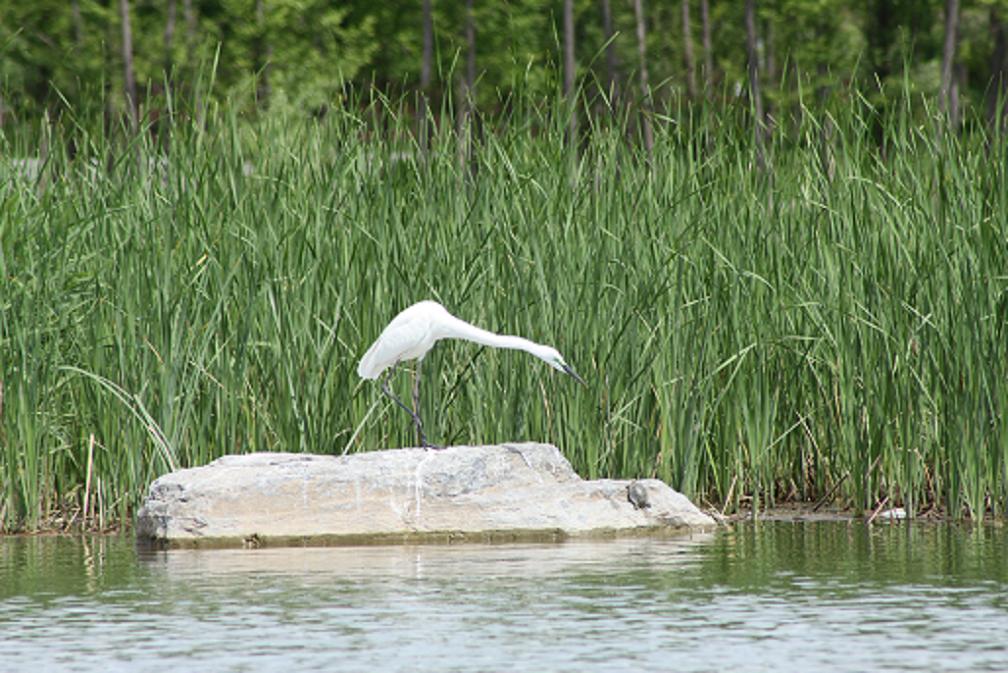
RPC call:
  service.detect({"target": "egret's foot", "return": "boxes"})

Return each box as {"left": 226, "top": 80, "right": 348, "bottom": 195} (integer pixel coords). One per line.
{"left": 421, "top": 438, "right": 444, "bottom": 450}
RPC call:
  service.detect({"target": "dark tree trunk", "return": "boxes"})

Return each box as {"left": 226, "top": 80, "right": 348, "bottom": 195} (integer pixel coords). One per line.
{"left": 866, "top": 0, "right": 897, "bottom": 149}
{"left": 464, "top": 0, "right": 475, "bottom": 96}
{"left": 183, "top": 0, "right": 196, "bottom": 50}
{"left": 939, "top": 0, "right": 960, "bottom": 130}
{"left": 599, "top": 0, "right": 620, "bottom": 105}
{"left": 952, "top": 62, "right": 965, "bottom": 130}
{"left": 457, "top": 0, "right": 476, "bottom": 167}
{"left": 72, "top": 0, "right": 84, "bottom": 47}
{"left": 681, "top": 0, "right": 697, "bottom": 100}
{"left": 563, "top": 0, "right": 577, "bottom": 141}
{"left": 816, "top": 62, "right": 834, "bottom": 181}
{"left": 989, "top": 7, "right": 1008, "bottom": 134}
{"left": 165, "top": 0, "right": 177, "bottom": 76}
{"left": 119, "top": 0, "right": 138, "bottom": 132}
{"left": 700, "top": 0, "right": 713, "bottom": 92}
{"left": 868, "top": 0, "right": 894, "bottom": 84}
{"left": 254, "top": 0, "right": 271, "bottom": 108}
{"left": 764, "top": 20, "right": 775, "bottom": 87}
{"left": 419, "top": 0, "right": 434, "bottom": 156}
{"left": 104, "top": 13, "right": 115, "bottom": 141}
{"left": 745, "top": 0, "right": 765, "bottom": 171}
{"left": 632, "top": 0, "right": 653, "bottom": 155}
{"left": 764, "top": 18, "right": 775, "bottom": 125}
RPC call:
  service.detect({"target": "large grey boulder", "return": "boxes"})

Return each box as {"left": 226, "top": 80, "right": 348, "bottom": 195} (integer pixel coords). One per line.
{"left": 136, "top": 443, "right": 714, "bottom": 547}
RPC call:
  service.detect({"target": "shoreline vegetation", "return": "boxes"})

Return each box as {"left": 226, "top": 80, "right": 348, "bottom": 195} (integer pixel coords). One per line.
{"left": 2, "top": 80, "right": 1007, "bottom": 533}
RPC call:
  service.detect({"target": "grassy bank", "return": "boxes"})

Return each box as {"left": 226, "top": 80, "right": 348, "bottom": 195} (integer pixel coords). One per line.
{"left": 1, "top": 90, "right": 1006, "bottom": 531}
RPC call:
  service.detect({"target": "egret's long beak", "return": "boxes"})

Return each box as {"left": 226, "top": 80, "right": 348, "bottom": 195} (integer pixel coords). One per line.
{"left": 562, "top": 363, "right": 587, "bottom": 386}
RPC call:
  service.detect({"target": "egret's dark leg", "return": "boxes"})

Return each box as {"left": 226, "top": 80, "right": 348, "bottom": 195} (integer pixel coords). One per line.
{"left": 381, "top": 363, "right": 438, "bottom": 449}
{"left": 412, "top": 357, "right": 424, "bottom": 425}
{"left": 409, "top": 358, "right": 441, "bottom": 449}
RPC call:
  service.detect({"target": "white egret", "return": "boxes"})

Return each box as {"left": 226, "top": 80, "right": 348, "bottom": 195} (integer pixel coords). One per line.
{"left": 357, "top": 300, "right": 585, "bottom": 448}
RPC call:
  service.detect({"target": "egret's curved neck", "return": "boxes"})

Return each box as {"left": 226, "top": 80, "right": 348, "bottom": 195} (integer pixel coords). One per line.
{"left": 439, "top": 315, "right": 548, "bottom": 358}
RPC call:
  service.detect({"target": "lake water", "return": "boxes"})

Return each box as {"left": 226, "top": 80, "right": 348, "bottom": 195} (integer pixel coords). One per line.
{"left": 2, "top": 522, "right": 1006, "bottom": 672}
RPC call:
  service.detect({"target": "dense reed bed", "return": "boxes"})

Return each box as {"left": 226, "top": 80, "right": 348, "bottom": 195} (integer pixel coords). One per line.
{"left": 1, "top": 90, "right": 1006, "bottom": 531}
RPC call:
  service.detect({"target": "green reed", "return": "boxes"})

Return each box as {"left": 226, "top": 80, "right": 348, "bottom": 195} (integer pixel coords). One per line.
{"left": 1, "top": 85, "right": 1005, "bottom": 531}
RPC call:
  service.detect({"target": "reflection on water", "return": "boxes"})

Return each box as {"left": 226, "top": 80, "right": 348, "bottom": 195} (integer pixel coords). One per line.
{"left": 1, "top": 523, "right": 1006, "bottom": 672}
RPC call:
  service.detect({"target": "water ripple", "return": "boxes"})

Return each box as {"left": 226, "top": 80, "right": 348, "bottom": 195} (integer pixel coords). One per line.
{"left": 1, "top": 524, "right": 1005, "bottom": 672}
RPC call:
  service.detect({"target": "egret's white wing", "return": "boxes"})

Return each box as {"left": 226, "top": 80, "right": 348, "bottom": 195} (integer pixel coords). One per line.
{"left": 356, "top": 307, "right": 437, "bottom": 379}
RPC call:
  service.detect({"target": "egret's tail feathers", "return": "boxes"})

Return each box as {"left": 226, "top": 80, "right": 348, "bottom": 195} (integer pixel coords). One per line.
{"left": 357, "top": 344, "right": 382, "bottom": 379}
